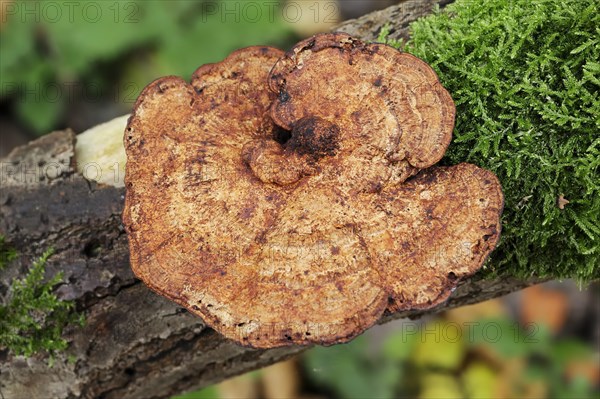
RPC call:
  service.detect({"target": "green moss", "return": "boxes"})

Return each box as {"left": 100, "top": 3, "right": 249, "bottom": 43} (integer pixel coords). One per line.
{"left": 0, "top": 244, "right": 84, "bottom": 359}
{"left": 376, "top": 24, "right": 404, "bottom": 50}
{"left": 0, "top": 236, "right": 17, "bottom": 270}
{"left": 380, "top": 0, "right": 599, "bottom": 281}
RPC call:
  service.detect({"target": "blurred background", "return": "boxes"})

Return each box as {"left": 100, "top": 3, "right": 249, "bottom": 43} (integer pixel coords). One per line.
{"left": 1, "top": 1, "right": 598, "bottom": 398}
{"left": 0, "top": 0, "right": 398, "bottom": 156}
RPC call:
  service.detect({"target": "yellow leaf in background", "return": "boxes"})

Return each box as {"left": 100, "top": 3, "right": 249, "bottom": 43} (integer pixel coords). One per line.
{"left": 462, "top": 362, "right": 498, "bottom": 398}
{"left": 419, "top": 372, "right": 463, "bottom": 399}
{"left": 411, "top": 321, "right": 465, "bottom": 370}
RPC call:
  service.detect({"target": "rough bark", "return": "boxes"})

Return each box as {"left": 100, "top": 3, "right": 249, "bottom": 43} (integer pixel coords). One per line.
{"left": 335, "top": 0, "right": 455, "bottom": 42}
{"left": 0, "top": 2, "right": 544, "bottom": 398}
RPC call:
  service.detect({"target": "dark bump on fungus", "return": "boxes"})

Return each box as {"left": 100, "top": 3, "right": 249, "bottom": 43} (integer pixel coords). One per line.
{"left": 273, "top": 126, "right": 292, "bottom": 145}
{"left": 278, "top": 88, "right": 290, "bottom": 103}
{"left": 286, "top": 116, "right": 339, "bottom": 160}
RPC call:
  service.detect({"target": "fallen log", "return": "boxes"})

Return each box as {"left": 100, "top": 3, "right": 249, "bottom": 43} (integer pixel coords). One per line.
{"left": 0, "top": 1, "right": 545, "bottom": 398}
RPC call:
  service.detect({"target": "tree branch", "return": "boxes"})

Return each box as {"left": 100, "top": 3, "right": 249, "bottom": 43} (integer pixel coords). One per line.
{"left": 0, "top": 2, "right": 544, "bottom": 398}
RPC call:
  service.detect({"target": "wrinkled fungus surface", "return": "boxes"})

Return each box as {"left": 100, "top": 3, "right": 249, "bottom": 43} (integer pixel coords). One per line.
{"left": 123, "top": 33, "right": 503, "bottom": 348}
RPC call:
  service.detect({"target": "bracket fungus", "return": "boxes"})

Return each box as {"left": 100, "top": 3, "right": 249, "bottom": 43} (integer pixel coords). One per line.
{"left": 123, "top": 33, "right": 503, "bottom": 348}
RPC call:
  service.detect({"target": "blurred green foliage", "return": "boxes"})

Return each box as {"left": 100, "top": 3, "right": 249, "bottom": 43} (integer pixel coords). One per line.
{"left": 387, "top": 0, "right": 599, "bottom": 281}
{"left": 171, "top": 385, "right": 220, "bottom": 399}
{"left": 0, "top": 0, "right": 294, "bottom": 133}
{"left": 305, "top": 335, "right": 401, "bottom": 399}
{"left": 304, "top": 317, "right": 599, "bottom": 398}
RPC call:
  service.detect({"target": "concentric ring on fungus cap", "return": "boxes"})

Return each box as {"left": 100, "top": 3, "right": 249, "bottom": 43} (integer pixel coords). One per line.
{"left": 123, "top": 35, "right": 503, "bottom": 348}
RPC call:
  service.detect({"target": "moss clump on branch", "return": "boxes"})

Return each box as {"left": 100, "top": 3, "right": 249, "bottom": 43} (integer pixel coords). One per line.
{"left": 0, "top": 236, "right": 17, "bottom": 270}
{"left": 0, "top": 242, "right": 84, "bottom": 359}
{"left": 383, "top": 0, "right": 599, "bottom": 280}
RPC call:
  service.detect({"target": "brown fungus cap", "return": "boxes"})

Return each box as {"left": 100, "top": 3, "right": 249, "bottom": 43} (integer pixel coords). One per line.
{"left": 123, "top": 36, "right": 503, "bottom": 348}
{"left": 263, "top": 32, "right": 456, "bottom": 190}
